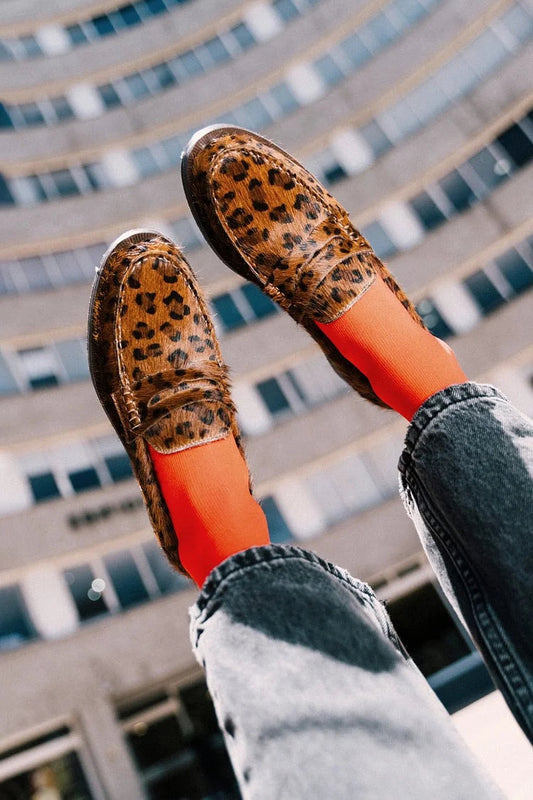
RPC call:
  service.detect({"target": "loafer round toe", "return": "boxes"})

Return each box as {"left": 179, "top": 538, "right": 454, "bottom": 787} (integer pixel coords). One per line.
{"left": 88, "top": 229, "right": 241, "bottom": 573}
{"left": 182, "top": 125, "right": 425, "bottom": 409}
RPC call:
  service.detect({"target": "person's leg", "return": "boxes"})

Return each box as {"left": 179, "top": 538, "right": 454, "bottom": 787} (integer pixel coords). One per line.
{"left": 182, "top": 126, "right": 533, "bottom": 737}
{"left": 399, "top": 383, "right": 533, "bottom": 741}
{"left": 88, "top": 229, "right": 269, "bottom": 587}
{"left": 191, "top": 545, "right": 504, "bottom": 799}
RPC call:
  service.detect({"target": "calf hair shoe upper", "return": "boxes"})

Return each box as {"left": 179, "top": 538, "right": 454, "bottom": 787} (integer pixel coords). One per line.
{"left": 88, "top": 230, "right": 242, "bottom": 573}
{"left": 182, "top": 125, "right": 425, "bottom": 409}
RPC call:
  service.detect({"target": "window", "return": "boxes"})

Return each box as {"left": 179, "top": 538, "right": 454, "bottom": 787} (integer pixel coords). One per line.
{"left": 240, "top": 283, "right": 277, "bottom": 319}
{"left": 142, "top": 541, "right": 189, "bottom": 594}
{"left": 99, "top": 83, "right": 122, "bottom": 108}
{"left": 18, "top": 346, "right": 59, "bottom": 389}
{"left": 50, "top": 168, "right": 80, "bottom": 197}
{"left": 361, "top": 11, "right": 398, "bottom": 50}
{"left": 270, "top": 81, "right": 299, "bottom": 114}
{"left": 0, "top": 585, "right": 35, "bottom": 650}
{"left": 66, "top": 23, "right": 88, "bottom": 45}
{"left": 494, "top": 249, "right": 533, "bottom": 294}
{"left": 497, "top": 123, "right": 533, "bottom": 168}
{"left": 69, "top": 466, "right": 101, "bottom": 492}
{"left": 313, "top": 53, "right": 344, "bottom": 87}
{"left": 202, "top": 36, "right": 230, "bottom": 65}
{"left": 256, "top": 377, "right": 291, "bottom": 417}
{"left": 415, "top": 298, "right": 453, "bottom": 339}
{"left": 359, "top": 119, "right": 393, "bottom": 158}
{"left": 261, "top": 496, "right": 293, "bottom": 542}
{"left": 466, "top": 147, "right": 507, "bottom": 193}
{"left": 339, "top": 32, "right": 371, "bottom": 69}
{"left": 152, "top": 62, "right": 176, "bottom": 89}
{"left": 64, "top": 564, "right": 109, "bottom": 621}
{"left": 409, "top": 191, "right": 447, "bottom": 231}
{"left": 51, "top": 95, "right": 75, "bottom": 121}
{"left": 19, "top": 102, "right": 45, "bottom": 126}
{"left": 211, "top": 293, "right": 245, "bottom": 331}
{"left": 119, "top": 4, "right": 142, "bottom": 26}
{"left": 105, "top": 551, "right": 150, "bottom": 608}
{"left": 55, "top": 338, "right": 89, "bottom": 382}
{"left": 0, "top": 730, "right": 95, "bottom": 798}
{"left": 144, "top": 0, "right": 167, "bottom": 14}
{"left": 439, "top": 170, "right": 476, "bottom": 212}
{"left": 0, "top": 351, "right": 18, "bottom": 394}
{"left": 273, "top": 0, "right": 300, "bottom": 21}
{"left": 464, "top": 270, "right": 505, "bottom": 314}
{"left": 463, "top": 29, "right": 508, "bottom": 77}
{"left": 120, "top": 679, "right": 239, "bottom": 799}
{"left": 230, "top": 21, "right": 256, "bottom": 50}
{"left": 124, "top": 72, "right": 150, "bottom": 100}
{"left": 28, "top": 472, "right": 61, "bottom": 502}
{"left": 361, "top": 221, "right": 397, "bottom": 258}
{"left": 92, "top": 14, "right": 115, "bottom": 36}
{"left": 386, "top": 583, "right": 472, "bottom": 676}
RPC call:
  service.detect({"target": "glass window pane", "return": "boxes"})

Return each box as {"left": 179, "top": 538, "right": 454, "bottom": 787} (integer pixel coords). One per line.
{"left": 124, "top": 72, "right": 150, "bottom": 99}
{"left": 29, "top": 472, "right": 61, "bottom": 502}
{"left": 105, "top": 452, "right": 133, "bottom": 482}
{"left": 273, "top": 0, "right": 299, "bottom": 21}
{"left": 152, "top": 62, "right": 176, "bottom": 89}
{"left": 495, "top": 249, "right": 533, "bottom": 294}
{"left": 92, "top": 14, "right": 115, "bottom": 36}
{"left": 0, "top": 751, "right": 93, "bottom": 798}
{"left": 51, "top": 95, "right": 75, "bottom": 121}
{"left": 19, "top": 102, "right": 45, "bottom": 126}
{"left": 501, "top": 3, "right": 533, "bottom": 44}
{"left": 237, "top": 97, "right": 272, "bottom": 129}
{"left": 439, "top": 169, "right": 476, "bottom": 212}
{"left": 99, "top": 83, "right": 122, "bottom": 108}
{"left": 0, "top": 585, "right": 34, "bottom": 650}
{"left": 178, "top": 50, "right": 203, "bottom": 78}
{"left": 340, "top": 32, "right": 371, "bottom": 69}
{"left": 69, "top": 467, "right": 101, "bottom": 493}
{"left": 269, "top": 81, "right": 299, "bottom": 115}
{"left": 407, "top": 77, "right": 448, "bottom": 124}
{"left": 464, "top": 270, "right": 505, "bottom": 314}
{"left": 409, "top": 191, "right": 447, "bottom": 231}
{"left": 362, "top": 12, "right": 397, "bottom": 50}
{"left": 0, "top": 351, "right": 18, "bottom": 394}
{"left": 132, "top": 146, "right": 160, "bottom": 177}
{"left": 379, "top": 98, "right": 420, "bottom": 141}
{"left": 393, "top": 0, "right": 425, "bottom": 23}
{"left": 202, "top": 36, "right": 230, "bottom": 64}
{"left": 211, "top": 293, "right": 245, "bottom": 330}
{"left": 463, "top": 29, "right": 508, "bottom": 77}
{"left": 387, "top": 583, "right": 471, "bottom": 676}
{"left": 261, "top": 496, "right": 292, "bottom": 542}
{"left": 105, "top": 551, "right": 149, "bottom": 608}
{"left": 497, "top": 123, "right": 533, "bottom": 168}
{"left": 50, "top": 169, "right": 80, "bottom": 197}
{"left": 20, "top": 35, "right": 42, "bottom": 57}
{"left": 313, "top": 54, "right": 344, "bottom": 87}
{"left": 361, "top": 221, "right": 397, "bottom": 258}
{"left": 416, "top": 297, "right": 453, "bottom": 339}
{"left": 64, "top": 564, "right": 109, "bottom": 621}
{"left": 143, "top": 541, "right": 189, "bottom": 594}
{"left": 55, "top": 339, "right": 88, "bottom": 381}
{"left": 437, "top": 54, "right": 477, "bottom": 100}
{"left": 66, "top": 24, "right": 88, "bottom": 45}
{"left": 360, "top": 119, "right": 393, "bottom": 158}
{"left": 144, "top": 0, "right": 167, "bottom": 14}
{"left": 20, "top": 256, "right": 53, "bottom": 291}
{"left": 119, "top": 4, "right": 142, "bottom": 26}
{"left": 467, "top": 148, "right": 507, "bottom": 191}
{"left": 240, "top": 283, "right": 277, "bottom": 319}
{"left": 256, "top": 377, "right": 290, "bottom": 416}
{"left": 230, "top": 22, "right": 256, "bottom": 50}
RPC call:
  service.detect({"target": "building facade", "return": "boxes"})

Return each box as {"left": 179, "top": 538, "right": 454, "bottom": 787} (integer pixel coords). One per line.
{"left": 0, "top": 0, "right": 532, "bottom": 796}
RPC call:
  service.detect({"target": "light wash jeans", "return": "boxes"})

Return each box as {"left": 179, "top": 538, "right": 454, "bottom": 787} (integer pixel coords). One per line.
{"left": 190, "top": 383, "right": 532, "bottom": 799}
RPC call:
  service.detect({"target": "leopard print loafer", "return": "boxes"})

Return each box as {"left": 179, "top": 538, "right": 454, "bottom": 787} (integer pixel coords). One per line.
{"left": 88, "top": 230, "right": 242, "bottom": 573}
{"left": 182, "top": 125, "right": 425, "bottom": 409}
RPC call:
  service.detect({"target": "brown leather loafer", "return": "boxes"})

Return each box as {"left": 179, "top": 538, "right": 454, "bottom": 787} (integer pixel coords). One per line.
{"left": 182, "top": 125, "right": 425, "bottom": 409}
{"left": 88, "top": 230, "right": 243, "bottom": 573}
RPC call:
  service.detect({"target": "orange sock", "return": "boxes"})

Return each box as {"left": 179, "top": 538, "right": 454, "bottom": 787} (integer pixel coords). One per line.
{"left": 316, "top": 278, "right": 467, "bottom": 420}
{"left": 149, "top": 436, "right": 270, "bottom": 587}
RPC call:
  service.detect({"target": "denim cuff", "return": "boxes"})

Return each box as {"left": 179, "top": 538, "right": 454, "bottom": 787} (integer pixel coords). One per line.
{"left": 400, "top": 382, "right": 507, "bottom": 467}
{"left": 190, "top": 544, "right": 386, "bottom": 647}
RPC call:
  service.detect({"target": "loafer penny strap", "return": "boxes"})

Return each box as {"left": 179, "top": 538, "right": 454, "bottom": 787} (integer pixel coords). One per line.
{"left": 112, "top": 364, "right": 230, "bottom": 443}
